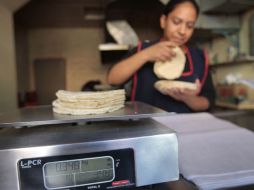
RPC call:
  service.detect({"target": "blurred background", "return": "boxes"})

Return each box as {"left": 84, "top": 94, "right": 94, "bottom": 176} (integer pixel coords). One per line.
{"left": 1, "top": 0, "right": 254, "bottom": 112}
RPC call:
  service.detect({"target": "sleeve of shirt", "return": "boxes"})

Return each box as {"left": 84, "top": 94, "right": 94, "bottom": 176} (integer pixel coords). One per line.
{"left": 199, "top": 52, "right": 216, "bottom": 110}
{"left": 200, "top": 71, "right": 216, "bottom": 108}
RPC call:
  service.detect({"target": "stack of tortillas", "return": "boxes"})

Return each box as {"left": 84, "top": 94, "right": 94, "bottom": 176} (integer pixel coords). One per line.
{"left": 153, "top": 46, "right": 197, "bottom": 94}
{"left": 52, "top": 89, "right": 125, "bottom": 115}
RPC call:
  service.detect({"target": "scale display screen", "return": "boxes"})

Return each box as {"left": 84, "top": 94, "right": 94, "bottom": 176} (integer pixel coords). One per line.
{"left": 18, "top": 149, "right": 135, "bottom": 190}
{"left": 43, "top": 156, "right": 114, "bottom": 189}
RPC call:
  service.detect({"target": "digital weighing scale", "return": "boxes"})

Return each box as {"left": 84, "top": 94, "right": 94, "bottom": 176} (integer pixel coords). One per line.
{"left": 0, "top": 101, "right": 179, "bottom": 190}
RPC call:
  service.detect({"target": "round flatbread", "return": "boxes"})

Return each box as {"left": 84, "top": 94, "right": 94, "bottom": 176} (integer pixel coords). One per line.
{"left": 154, "top": 80, "right": 198, "bottom": 95}
{"left": 52, "top": 89, "right": 126, "bottom": 115}
{"left": 52, "top": 98, "right": 125, "bottom": 109}
{"left": 56, "top": 89, "right": 125, "bottom": 102}
{"left": 153, "top": 46, "right": 186, "bottom": 80}
{"left": 53, "top": 104, "right": 124, "bottom": 115}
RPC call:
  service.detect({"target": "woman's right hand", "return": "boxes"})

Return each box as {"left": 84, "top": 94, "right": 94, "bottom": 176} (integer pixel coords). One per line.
{"left": 141, "top": 41, "right": 177, "bottom": 62}
{"left": 107, "top": 41, "right": 177, "bottom": 85}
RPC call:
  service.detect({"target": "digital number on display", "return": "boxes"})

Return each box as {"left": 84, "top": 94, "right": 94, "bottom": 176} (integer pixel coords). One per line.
{"left": 42, "top": 156, "right": 115, "bottom": 189}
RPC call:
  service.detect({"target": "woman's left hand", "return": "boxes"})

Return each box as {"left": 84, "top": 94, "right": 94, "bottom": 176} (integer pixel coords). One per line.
{"left": 165, "top": 79, "right": 201, "bottom": 101}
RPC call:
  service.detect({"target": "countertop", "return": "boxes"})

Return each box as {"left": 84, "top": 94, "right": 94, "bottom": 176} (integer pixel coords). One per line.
{"left": 135, "top": 110, "right": 254, "bottom": 190}
{"left": 213, "top": 109, "right": 254, "bottom": 132}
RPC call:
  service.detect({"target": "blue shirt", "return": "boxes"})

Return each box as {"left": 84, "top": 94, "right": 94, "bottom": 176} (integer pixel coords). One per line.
{"left": 126, "top": 40, "right": 215, "bottom": 113}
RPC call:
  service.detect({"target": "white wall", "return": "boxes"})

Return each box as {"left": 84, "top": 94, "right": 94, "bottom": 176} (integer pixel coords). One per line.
{"left": 0, "top": 4, "right": 17, "bottom": 112}
{"left": 28, "top": 28, "right": 110, "bottom": 91}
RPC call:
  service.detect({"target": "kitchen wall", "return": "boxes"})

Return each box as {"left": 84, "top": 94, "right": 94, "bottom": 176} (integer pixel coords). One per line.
{"left": 27, "top": 27, "right": 160, "bottom": 92}
{"left": 28, "top": 28, "right": 110, "bottom": 91}
{"left": 0, "top": 4, "right": 17, "bottom": 112}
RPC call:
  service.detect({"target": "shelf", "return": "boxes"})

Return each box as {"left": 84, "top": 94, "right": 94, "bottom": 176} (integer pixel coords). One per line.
{"left": 201, "top": 0, "right": 254, "bottom": 14}
{"left": 209, "top": 58, "right": 254, "bottom": 67}
{"left": 98, "top": 44, "right": 129, "bottom": 51}
{"left": 216, "top": 101, "right": 254, "bottom": 110}
{"left": 99, "top": 44, "right": 129, "bottom": 64}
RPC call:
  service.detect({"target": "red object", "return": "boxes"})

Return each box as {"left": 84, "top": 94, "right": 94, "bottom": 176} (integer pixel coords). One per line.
{"left": 23, "top": 91, "right": 38, "bottom": 107}
{"left": 131, "top": 41, "right": 142, "bottom": 102}
{"left": 112, "top": 180, "right": 130, "bottom": 186}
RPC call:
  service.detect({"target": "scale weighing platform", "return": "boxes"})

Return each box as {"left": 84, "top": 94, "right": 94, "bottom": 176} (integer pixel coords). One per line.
{"left": 0, "top": 101, "right": 179, "bottom": 190}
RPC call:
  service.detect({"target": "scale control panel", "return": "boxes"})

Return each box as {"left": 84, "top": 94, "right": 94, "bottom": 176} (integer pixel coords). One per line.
{"left": 18, "top": 149, "right": 135, "bottom": 190}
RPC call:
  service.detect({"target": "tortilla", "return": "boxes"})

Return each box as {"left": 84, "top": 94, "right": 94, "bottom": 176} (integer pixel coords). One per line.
{"left": 53, "top": 98, "right": 125, "bottom": 109}
{"left": 52, "top": 89, "right": 126, "bottom": 115}
{"left": 53, "top": 104, "right": 124, "bottom": 115}
{"left": 154, "top": 46, "right": 186, "bottom": 80}
{"left": 56, "top": 89, "right": 125, "bottom": 102}
{"left": 154, "top": 80, "right": 198, "bottom": 95}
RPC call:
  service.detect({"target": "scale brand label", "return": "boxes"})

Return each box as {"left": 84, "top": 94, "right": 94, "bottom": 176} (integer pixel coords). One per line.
{"left": 20, "top": 159, "right": 42, "bottom": 169}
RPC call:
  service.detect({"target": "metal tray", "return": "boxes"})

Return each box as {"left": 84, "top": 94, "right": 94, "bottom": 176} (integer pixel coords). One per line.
{"left": 0, "top": 101, "right": 173, "bottom": 128}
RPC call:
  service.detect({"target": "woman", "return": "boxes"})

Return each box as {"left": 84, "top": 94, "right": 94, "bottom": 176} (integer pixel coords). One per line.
{"left": 107, "top": 0, "right": 215, "bottom": 113}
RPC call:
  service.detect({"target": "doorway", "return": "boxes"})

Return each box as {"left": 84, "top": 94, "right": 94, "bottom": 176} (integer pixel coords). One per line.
{"left": 34, "top": 58, "right": 66, "bottom": 105}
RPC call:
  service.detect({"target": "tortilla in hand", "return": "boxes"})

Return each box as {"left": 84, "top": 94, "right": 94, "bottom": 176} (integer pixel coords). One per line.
{"left": 154, "top": 46, "right": 186, "bottom": 80}
{"left": 154, "top": 80, "right": 198, "bottom": 95}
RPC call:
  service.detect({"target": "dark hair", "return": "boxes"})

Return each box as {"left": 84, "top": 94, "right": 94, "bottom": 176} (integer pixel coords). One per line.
{"left": 163, "top": 0, "right": 200, "bottom": 16}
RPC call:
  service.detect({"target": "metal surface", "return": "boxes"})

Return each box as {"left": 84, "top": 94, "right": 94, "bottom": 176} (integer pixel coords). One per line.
{"left": 0, "top": 118, "right": 179, "bottom": 189}
{"left": 0, "top": 101, "right": 172, "bottom": 128}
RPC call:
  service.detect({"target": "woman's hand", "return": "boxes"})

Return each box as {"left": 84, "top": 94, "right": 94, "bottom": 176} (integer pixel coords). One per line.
{"left": 164, "top": 79, "right": 209, "bottom": 111}
{"left": 107, "top": 41, "right": 178, "bottom": 85}
{"left": 165, "top": 79, "right": 201, "bottom": 101}
{"left": 141, "top": 41, "right": 177, "bottom": 62}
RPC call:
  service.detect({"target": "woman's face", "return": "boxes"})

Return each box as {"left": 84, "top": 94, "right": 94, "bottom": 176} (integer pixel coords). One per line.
{"left": 160, "top": 2, "right": 198, "bottom": 46}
